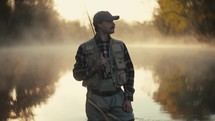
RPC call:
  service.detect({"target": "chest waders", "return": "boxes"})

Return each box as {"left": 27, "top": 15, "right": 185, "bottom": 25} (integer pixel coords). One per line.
{"left": 87, "top": 99, "right": 121, "bottom": 121}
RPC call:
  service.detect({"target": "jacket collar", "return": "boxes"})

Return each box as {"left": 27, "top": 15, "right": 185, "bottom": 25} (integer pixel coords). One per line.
{"left": 94, "top": 33, "right": 111, "bottom": 44}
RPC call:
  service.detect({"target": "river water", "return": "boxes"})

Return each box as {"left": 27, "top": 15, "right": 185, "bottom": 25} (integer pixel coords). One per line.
{"left": 1, "top": 44, "right": 215, "bottom": 121}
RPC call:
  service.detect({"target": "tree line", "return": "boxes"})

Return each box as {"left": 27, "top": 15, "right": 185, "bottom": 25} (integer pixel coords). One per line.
{"left": 0, "top": 0, "right": 91, "bottom": 45}
{"left": 0, "top": 0, "right": 215, "bottom": 45}
{"left": 154, "top": 0, "right": 215, "bottom": 42}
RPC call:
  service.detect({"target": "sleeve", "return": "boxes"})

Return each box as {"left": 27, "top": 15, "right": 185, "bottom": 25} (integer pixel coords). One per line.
{"left": 122, "top": 43, "right": 135, "bottom": 101}
{"left": 73, "top": 44, "right": 94, "bottom": 81}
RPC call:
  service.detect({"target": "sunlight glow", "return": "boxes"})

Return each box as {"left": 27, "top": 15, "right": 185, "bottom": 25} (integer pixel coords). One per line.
{"left": 53, "top": 0, "right": 158, "bottom": 26}
{"left": 34, "top": 68, "right": 160, "bottom": 121}
{"left": 10, "top": 87, "right": 17, "bottom": 101}
{"left": 34, "top": 70, "right": 86, "bottom": 121}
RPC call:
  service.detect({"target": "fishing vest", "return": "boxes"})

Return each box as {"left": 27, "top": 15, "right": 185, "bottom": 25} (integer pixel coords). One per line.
{"left": 82, "top": 38, "right": 127, "bottom": 90}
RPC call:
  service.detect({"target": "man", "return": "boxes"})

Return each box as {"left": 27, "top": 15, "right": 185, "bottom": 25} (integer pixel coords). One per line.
{"left": 73, "top": 11, "right": 135, "bottom": 121}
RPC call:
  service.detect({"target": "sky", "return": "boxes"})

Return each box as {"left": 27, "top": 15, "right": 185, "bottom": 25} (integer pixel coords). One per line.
{"left": 53, "top": 0, "right": 159, "bottom": 26}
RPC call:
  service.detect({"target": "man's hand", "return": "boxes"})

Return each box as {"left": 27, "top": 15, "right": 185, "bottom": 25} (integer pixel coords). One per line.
{"left": 92, "top": 53, "right": 107, "bottom": 72}
{"left": 123, "top": 100, "right": 133, "bottom": 112}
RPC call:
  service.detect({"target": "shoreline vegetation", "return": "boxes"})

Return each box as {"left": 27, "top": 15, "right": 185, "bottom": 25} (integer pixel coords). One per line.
{"left": 0, "top": 0, "right": 214, "bottom": 46}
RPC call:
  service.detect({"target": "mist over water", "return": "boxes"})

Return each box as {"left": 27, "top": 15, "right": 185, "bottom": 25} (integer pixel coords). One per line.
{"left": 0, "top": 42, "right": 215, "bottom": 121}
{"left": 1, "top": 0, "right": 215, "bottom": 120}
{"left": 0, "top": 44, "right": 74, "bottom": 121}
{"left": 129, "top": 45, "right": 215, "bottom": 121}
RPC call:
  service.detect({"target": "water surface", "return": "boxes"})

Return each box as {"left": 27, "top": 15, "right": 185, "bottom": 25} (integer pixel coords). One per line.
{"left": 1, "top": 44, "right": 215, "bottom": 121}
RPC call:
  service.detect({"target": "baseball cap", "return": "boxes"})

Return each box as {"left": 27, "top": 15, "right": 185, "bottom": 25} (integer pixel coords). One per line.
{"left": 93, "top": 11, "right": 120, "bottom": 25}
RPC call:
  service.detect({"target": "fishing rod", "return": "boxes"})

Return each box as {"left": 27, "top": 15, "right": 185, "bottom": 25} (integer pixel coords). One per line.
{"left": 83, "top": 0, "right": 95, "bottom": 36}
{"left": 83, "top": 2, "right": 122, "bottom": 121}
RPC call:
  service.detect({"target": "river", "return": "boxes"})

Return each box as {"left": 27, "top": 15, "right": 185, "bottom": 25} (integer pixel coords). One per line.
{"left": 1, "top": 44, "right": 215, "bottom": 121}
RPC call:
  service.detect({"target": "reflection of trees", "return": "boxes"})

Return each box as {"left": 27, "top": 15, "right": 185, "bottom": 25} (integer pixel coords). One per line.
{"left": 0, "top": 47, "right": 73, "bottom": 121}
{"left": 153, "top": 51, "right": 215, "bottom": 121}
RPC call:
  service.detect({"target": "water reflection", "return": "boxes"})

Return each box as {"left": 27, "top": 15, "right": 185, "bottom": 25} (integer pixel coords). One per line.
{"left": 0, "top": 45, "right": 73, "bottom": 121}
{"left": 34, "top": 67, "right": 171, "bottom": 121}
{"left": 147, "top": 47, "right": 215, "bottom": 121}
{"left": 1, "top": 45, "right": 215, "bottom": 121}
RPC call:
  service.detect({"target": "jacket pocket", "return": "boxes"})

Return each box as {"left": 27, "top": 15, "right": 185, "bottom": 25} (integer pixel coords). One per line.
{"left": 114, "top": 55, "right": 127, "bottom": 87}
{"left": 114, "top": 56, "right": 126, "bottom": 70}
{"left": 83, "top": 73, "right": 100, "bottom": 89}
{"left": 115, "top": 70, "right": 127, "bottom": 87}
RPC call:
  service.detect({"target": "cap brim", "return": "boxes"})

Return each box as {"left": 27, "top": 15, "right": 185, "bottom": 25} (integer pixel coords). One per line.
{"left": 112, "top": 16, "right": 120, "bottom": 20}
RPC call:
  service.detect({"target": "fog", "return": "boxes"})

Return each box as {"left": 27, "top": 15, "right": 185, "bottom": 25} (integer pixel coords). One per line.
{"left": 0, "top": 41, "right": 215, "bottom": 120}
{"left": 0, "top": 44, "right": 74, "bottom": 120}
{"left": 1, "top": 7, "right": 215, "bottom": 120}
{"left": 1, "top": 17, "right": 215, "bottom": 120}
{"left": 1, "top": 0, "right": 215, "bottom": 120}
{"left": 1, "top": 18, "right": 215, "bottom": 121}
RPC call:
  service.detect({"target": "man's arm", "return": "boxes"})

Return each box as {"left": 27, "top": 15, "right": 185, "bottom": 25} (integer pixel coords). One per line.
{"left": 73, "top": 44, "right": 89, "bottom": 81}
{"left": 122, "top": 43, "right": 135, "bottom": 101}
{"left": 122, "top": 43, "right": 135, "bottom": 112}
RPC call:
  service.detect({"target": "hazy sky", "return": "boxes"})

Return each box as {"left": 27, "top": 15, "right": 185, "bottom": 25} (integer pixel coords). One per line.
{"left": 53, "top": 0, "right": 158, "bottom": 26}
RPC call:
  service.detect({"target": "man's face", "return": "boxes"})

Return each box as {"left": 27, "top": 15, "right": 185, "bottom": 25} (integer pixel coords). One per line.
{"left": 97, "top": 20, "right": 115, "bottom": 34}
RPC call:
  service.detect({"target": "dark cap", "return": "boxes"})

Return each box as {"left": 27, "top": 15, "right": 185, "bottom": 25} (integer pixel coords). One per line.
{"left": 93, "top": 11, "right": 120, "bottom": 25}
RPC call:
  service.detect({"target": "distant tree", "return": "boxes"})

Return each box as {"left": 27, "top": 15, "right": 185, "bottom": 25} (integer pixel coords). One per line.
{"left": 154, "top": 0, "right": 190, "bottom": 35}
{"left": 11, "top": 0, "right": 60, "bottom": 42}
{"left": 0, "top": 0, "right": 62, "bottom": 44}
{"left": 154, "top": 0, "right": 215, "bottom": 41}
{"left": 0, "top": 0, "right": 94, "bottom": 45}
{"left": 0, "top": 0, "right": 13, "bottom": 43}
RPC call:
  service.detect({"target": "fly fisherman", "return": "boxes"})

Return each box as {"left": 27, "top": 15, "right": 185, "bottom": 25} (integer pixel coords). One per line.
{"left": 73, "top": 11, "right": 135, "bottom": 121}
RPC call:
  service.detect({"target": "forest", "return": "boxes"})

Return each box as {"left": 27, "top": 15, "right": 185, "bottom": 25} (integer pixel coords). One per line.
{"left": 0, "top": 0, "right": 215, "bottom": 45}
